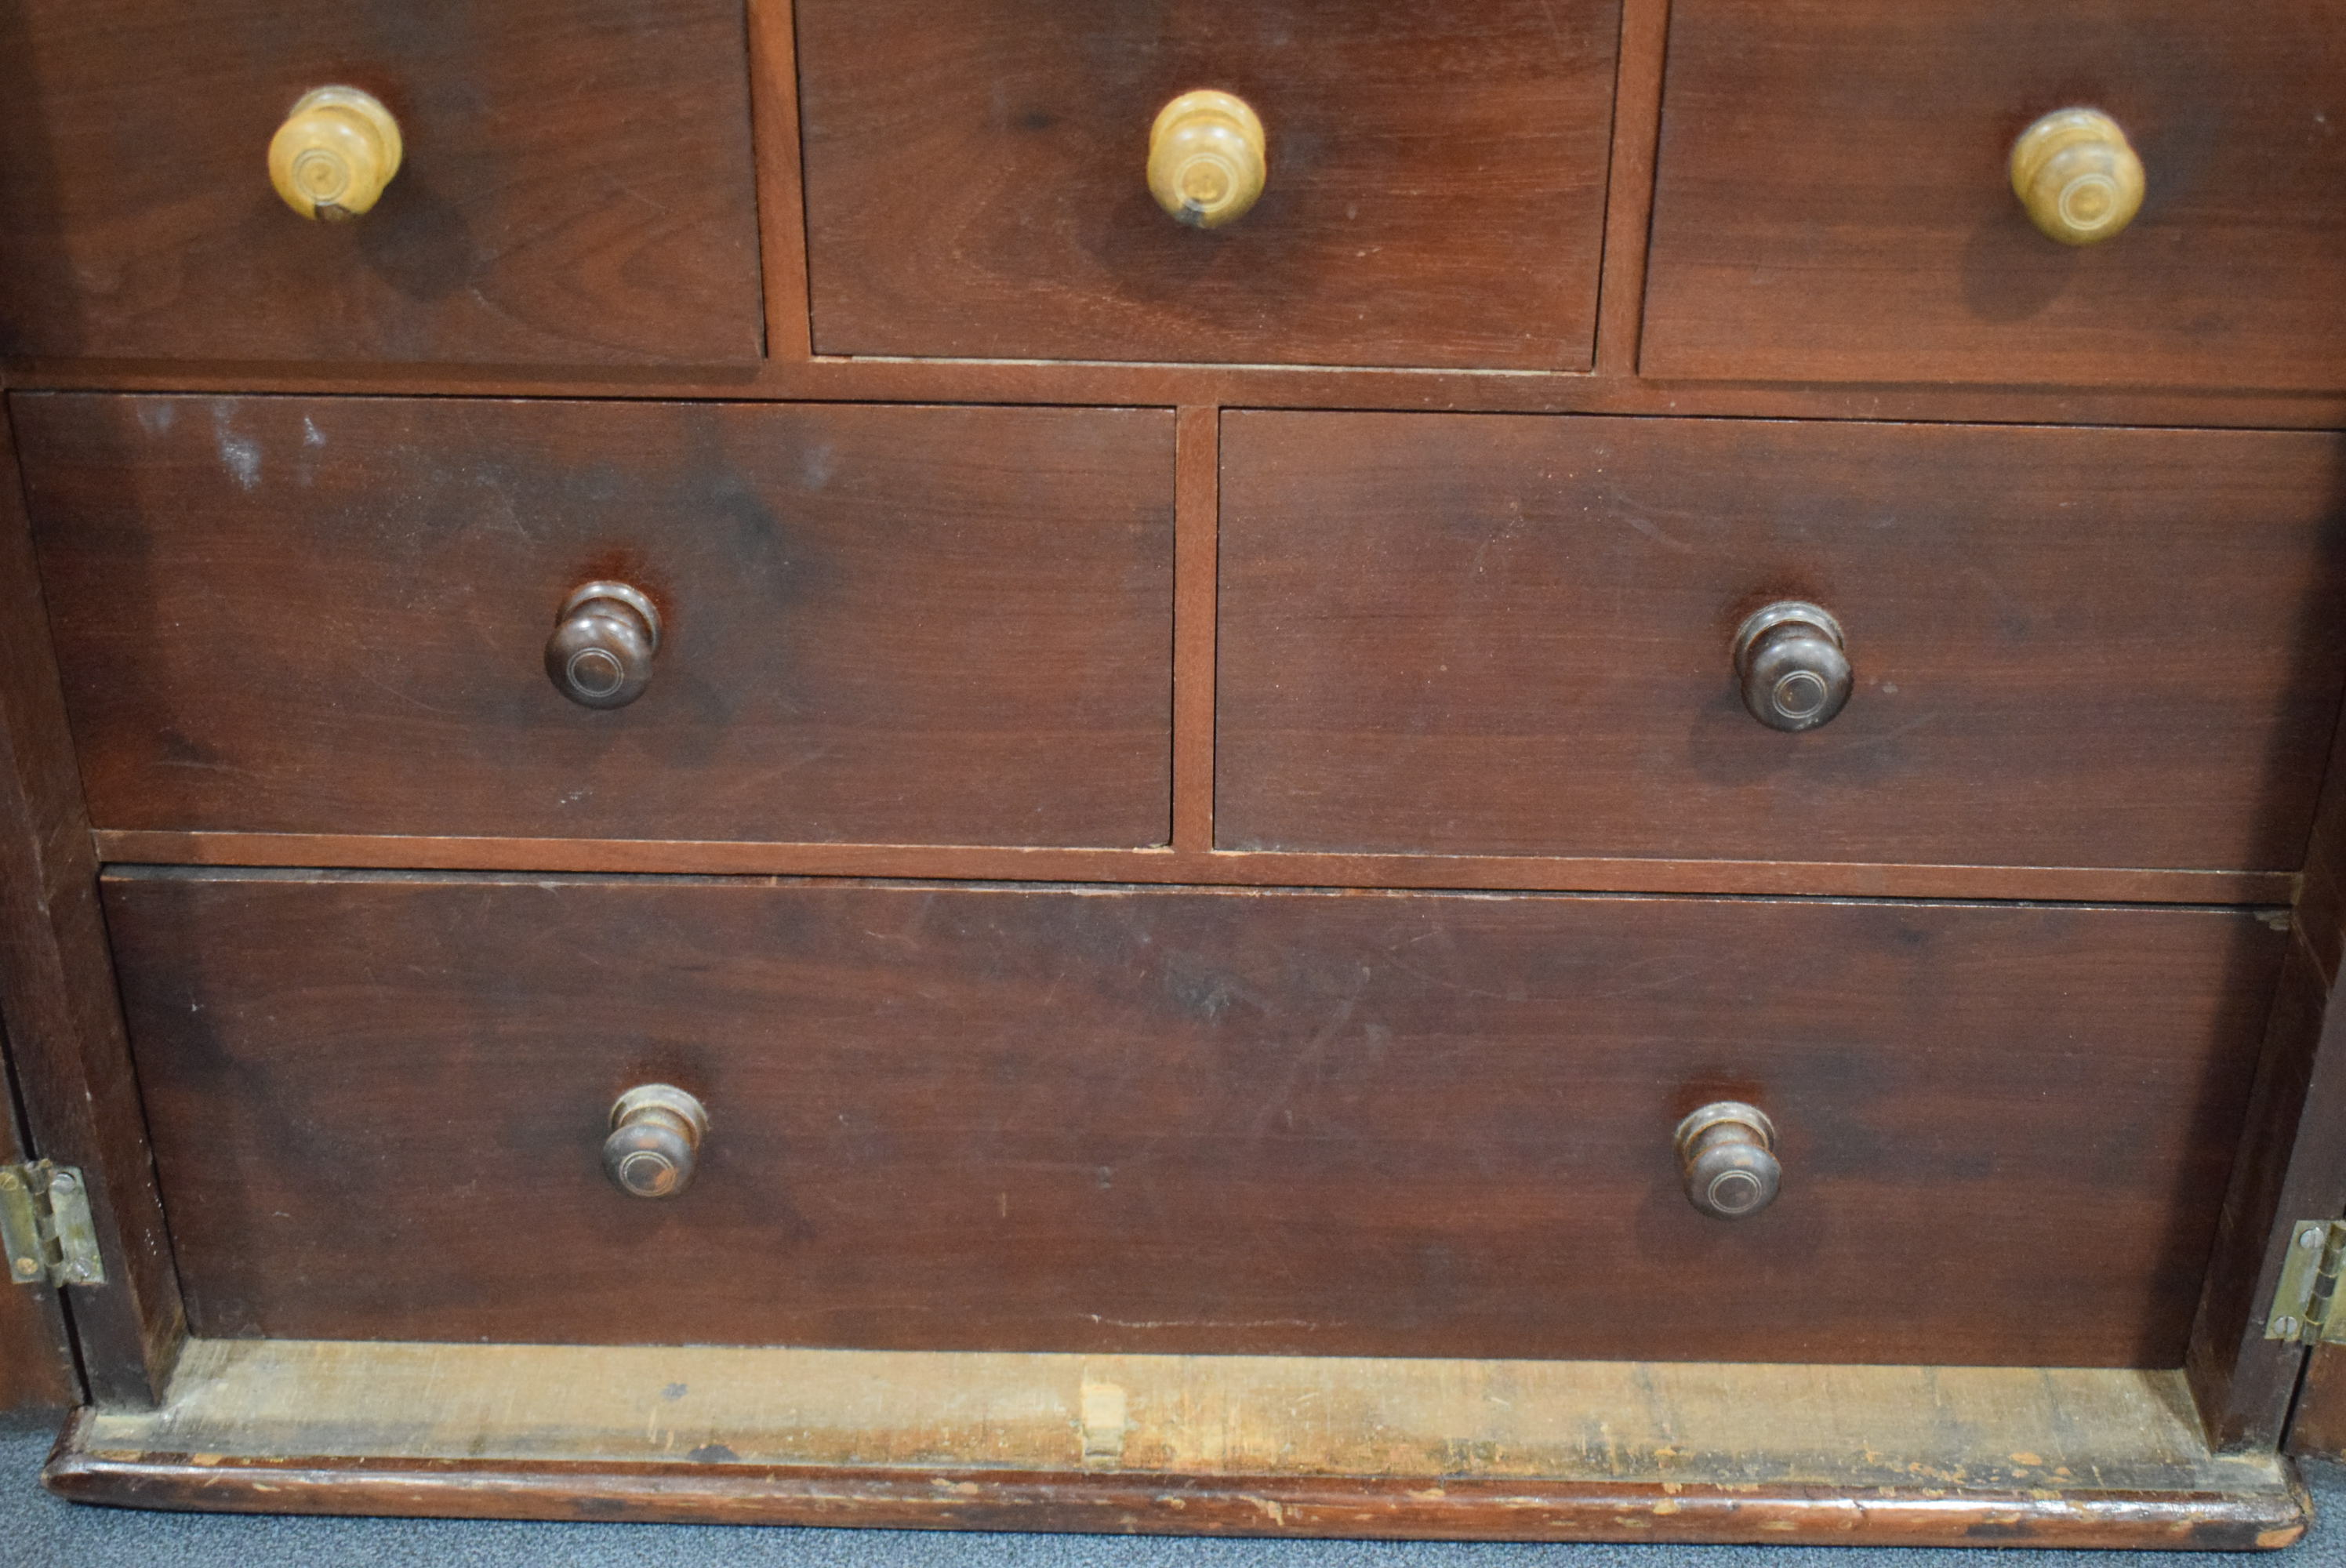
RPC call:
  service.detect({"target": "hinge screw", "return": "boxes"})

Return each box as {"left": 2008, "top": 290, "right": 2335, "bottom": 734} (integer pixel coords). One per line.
{"left": 9, "top": 1258, "right": 34, "bottom": 1280}
{"left": 49, "top": 1172, "right": 75, "bottom": 1192}
{"left": 2277, "top": 1316, "right": 2304, "bottom": 1338}
{"left": 0, "top": 1171, "right": 18, "bottom": 1190}
{"left": 66, "top": 1263, "right": 93, "bottom": 1283}
{"left": 2303, "top": 1226, "right": 2329, "bottom": 1251}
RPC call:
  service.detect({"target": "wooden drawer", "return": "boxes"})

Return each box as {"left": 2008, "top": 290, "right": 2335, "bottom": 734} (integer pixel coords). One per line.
{"left": 104, "top": 869, "right": 2280, "bottom": 1365}
{"left": 1641, "top": 0, "right": 2346, "bottom": 389}
{"left": 0, "top": 0, "right": 762, "bottom": 365}
{"left": 1217, "top": 412, "right": 2346, "bottom": 870}
{"left": 16, "top": 394, "right": 1173, "bottom": 848}
{"left": 796, "top": 0, "right": 1618, "bottom": 370}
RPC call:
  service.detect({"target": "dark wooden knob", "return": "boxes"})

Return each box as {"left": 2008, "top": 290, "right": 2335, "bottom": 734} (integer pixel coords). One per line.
{"left": 1734, "top": 601, "right": 1850, "bottom": 732}
{"left": 547, "top": 581, "right": 660, "bottom": 710}
{"left": 602, "top": 1084, "right": 707, "bottom": 1200}
{"left": 1675, "top": 1102, "right": 1780, "bottom": 1220}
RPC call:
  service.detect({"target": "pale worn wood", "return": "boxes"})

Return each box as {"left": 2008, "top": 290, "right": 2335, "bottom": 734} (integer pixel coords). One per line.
{"left": 45, "top": 1339, "right": 2309, "bottom": 1546}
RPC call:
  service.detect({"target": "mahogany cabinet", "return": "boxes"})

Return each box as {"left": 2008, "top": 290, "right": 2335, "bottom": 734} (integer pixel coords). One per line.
{"left": 2, "top": 0, "right": 2344, "bottom": 1550}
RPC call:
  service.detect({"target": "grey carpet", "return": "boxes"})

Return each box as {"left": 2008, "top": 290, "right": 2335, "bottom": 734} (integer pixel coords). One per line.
{"left": 2, "top": 1428, "right": 2340, "bottom": 1566}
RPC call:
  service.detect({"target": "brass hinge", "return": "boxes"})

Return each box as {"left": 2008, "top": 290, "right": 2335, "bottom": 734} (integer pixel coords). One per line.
{"left": 0, "top": 1162, "right": 105, "bottom": 1290}
{"left": 2266, "top": 1219, "right": 2346, "bottom": 1343}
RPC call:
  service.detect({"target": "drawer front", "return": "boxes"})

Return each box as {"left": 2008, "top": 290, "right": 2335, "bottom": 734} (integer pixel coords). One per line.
{"left": 106, "top": 870, "right": 2280, "bottom": 1365}
{"left": 0, "top": 1, "right": 762, "bottom": 364}
{"left": 797, "top": 0, "right": 1618, "bottom": 370}
{"left": 1643, "top": 0, "right": 2346, "bottom": 388}
{"left": 1218, "top": 412, "right": 2346, "bottom": 870}
{"left": 19, "top": 395, "right": 1173, "bottom": 848}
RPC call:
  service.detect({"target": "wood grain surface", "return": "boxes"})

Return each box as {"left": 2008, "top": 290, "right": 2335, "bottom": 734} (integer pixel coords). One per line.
{"left": 44, "top": 1341, "right": 2312, "bottom": 1547}
{"left": 0, "top": 1021, "right": 79, "bottom": 1426}
{"left": 0, "top": 396, "right": 181, "bottom": 1405}
{"left": 104, "top": 869, "right": 2283, "bottom": 1367}
{"left": 85, "top": 829, "right": 2301, "bottom": 907}
{"left": 17, "top": 394, "right": 1175, "bottom": 848}
{"left": 1218, "top": 412, "right": 2346, "bottom": 871}
{"left": 8, "top": 357, "right": 2346, "bottom": 434}
{"left": 2289, "top": 1340, "right": 2346, "bottom": 1458}
{"left": 0, "top": 0, "right": 764, "bottom": 365}
{"left": 795, "top": 0, "right": 1618, "bottom": 370}
{"left": 2188, "top": 695, "right": 2346, "bottom": 1452}
{"left": 1643, "top": 0, "right": 2346, "bottom": 388}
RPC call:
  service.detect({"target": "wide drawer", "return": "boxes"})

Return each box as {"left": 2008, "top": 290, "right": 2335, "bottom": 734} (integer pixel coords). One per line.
{"left": 795, "top": 0, "right": 1618, "bottom": 370}
{"left": 0, "top": 0, "right": 763, "bottom": 364}
{"left": 1217, "top": 412, "right": 2346, "bottom": 870}
{"left": 104, "top": 870, "right": 2280, "bottom": 1364}
{"left": 1642, "top": 0, "right": 2346, "bottom": 388}
{"left": 17, "top": 394, "right": 1174, "bottom": 848}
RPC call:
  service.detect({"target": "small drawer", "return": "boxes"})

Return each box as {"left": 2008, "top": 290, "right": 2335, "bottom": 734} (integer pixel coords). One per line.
{"left": 1217, "top": 412, "right": 2346, "bottom": 870}
{"left": 1643, "top": 0, "right": 2346, "bottom": 388}
{"left": 17, "top": 394, "right": 1173, "bottom": 848}
{"left": 105, "top": 869, "right": 2279, "bottom": 1365}
{"left": 796, "top": 0, "right": 1619, "bottom": 370}
{"left": 0, "top": 0, "right": 762, "bottom": 364}
{"left": 1642, "top": 0, "right": 2346, "bottom": 390}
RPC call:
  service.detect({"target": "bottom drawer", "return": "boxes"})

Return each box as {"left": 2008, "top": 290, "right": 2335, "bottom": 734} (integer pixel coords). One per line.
{"left": 104, "top": 870, "right": 2283, "bottom": 1366}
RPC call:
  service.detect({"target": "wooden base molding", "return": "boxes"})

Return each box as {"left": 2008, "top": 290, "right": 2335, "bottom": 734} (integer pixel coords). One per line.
{"left": 45, "top": 1340, "right": 2312, "bottom": 1548}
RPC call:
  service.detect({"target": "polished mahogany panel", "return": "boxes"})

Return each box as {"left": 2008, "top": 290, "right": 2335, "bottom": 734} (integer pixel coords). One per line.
{"left": 107, "top": 869, "right": 2279, "bottom": 1367}
{"left": 1643, "top": 0, "right": 2346, "bottom": 387}
{"left": 796, "top": 0, "right": 1618, "bottom": 370}
{"left": 18, "top": 394, "right": 1174, "bottom": 848}
{"left": 1218, "top": 412, "right": 2346, "bottom": 869}
{"left": 0, "top": 0, "right": 763, "bottom": 364}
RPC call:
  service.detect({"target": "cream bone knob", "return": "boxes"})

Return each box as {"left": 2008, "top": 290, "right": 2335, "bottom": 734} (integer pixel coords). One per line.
{"left": 1148, "top": 89, "right": 1267, "bottom": 229}
{"left": 269, "top": 85, "right": 403, "bottom": 221}
{"left": 2010, "top": 107, "right": 2144, "bottom": 246}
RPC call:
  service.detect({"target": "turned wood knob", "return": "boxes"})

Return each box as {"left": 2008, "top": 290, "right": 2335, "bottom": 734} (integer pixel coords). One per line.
{"left": 2010, "top": 107, "right": 2144, "bottom": 246}
{"left": 268, "top": 86, "right": 403, "bottom": 221}
{"left": 1148, "top": 89, "right": 1266, "bottom": 229}
{"left": 546, "top": 582, "right": 661, "bottom": 710}
{"left": 603, "top": 1085, "right": 708, "bottom": 1200}
{"left": 1676, "top": 1102, "right": 1780, "bottom": 1221}
{"left": 1734, "top": 601, "right": 1850, "bottom": 733}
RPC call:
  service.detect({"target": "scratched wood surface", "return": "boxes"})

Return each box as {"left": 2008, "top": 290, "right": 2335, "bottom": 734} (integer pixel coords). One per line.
{"left": 0, "top": 1021, "right": 78, "bottom": 1425}
{"left": 1218, "top": 412, "right": 2346, "bottom": 872}
{"left": 0, "top": 0, "right": 764, "bottom": 364}
{"left": 104, "top": 869, "right": 2283, "bottom": 1367}
{"left": 1643, "top": 0, "right": 2346, "bottom": 388}
{"left": 16, "top": 394, "right": 1175, "bottom": 849}
{"left": 796, "top": 0, "right": 1618, "bottom": 370}
{"left": 46, "top": 1338, "right": 2308, "bottom": 1545}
